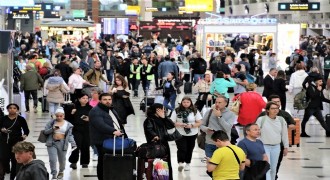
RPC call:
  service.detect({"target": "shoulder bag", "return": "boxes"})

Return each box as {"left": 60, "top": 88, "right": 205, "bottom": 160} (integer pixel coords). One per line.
{"left": 38, "top": 120, "right": 55, "bottom": 143}
{"left": 230, "top": 95, "right": 241, "bottom": 115}
{"left": 197, "top": 109, "right": 213, "bottom": 150}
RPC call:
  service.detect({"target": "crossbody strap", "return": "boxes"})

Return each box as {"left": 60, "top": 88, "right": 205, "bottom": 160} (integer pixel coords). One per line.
{"left": 226, "top": 146, "right": 240, "bottom": 165}
{"left": 206, "top": 109, "right": 213, "bottom": 127}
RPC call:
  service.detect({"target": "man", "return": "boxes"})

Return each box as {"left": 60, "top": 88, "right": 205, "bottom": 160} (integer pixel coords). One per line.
{"left": 83, "top": 61, "right": 109, "bottom": 86}
{"left": 89, "top": 93, "right": 126, "bottom": 180}
{"left": 55, "top": 56, "right": 73, "bottom": 83}
{"left": 156, "top": 43, "right": 169, "bottom": 57}
{"left": 200, "top": 95, "right": 236, "bottom": 157}
{"left": 232, "top": 64, "right": 248, "bottom": 96}
{"left": 102, "top": 50, "right": 118, "bottom": 85}
{"left": 20, "top": 65, "right": 43, "bottom": 113}
{"left": 238, "top": 124, "right": 268, "bottom": 179}
{"left": 140, "top": 58, "right": 154, "bottom": 96}
{"left": 206, "top": 130, "right": 245, "bottom": 180}
{"left": 158, "top": 55, "right": 178, "bottom": 82}
{"left": 130, "top": 58, "right": 141, "bottom": 97}
{"left": 262, "top": 68, "right": 277, "bottom": 99}
{"left": 301, "top": 75, "right": 330, "bottom": 137}
{"left": 256, "top": 102, "right": 289, "bottom": 180}
{"left": 248, "top": 49, "right": 257, "bottom": 75}
{"left": 27, "top": 54, "right": 42, "bottom": 72}
{"left": 258, "top": 95, "right": 295, "bottom": 180}
{"left": 13, "top": 141, "right": 49, "bottom": 180}
{"left": 190, "top": 52, "right": 207, "bottom": 84}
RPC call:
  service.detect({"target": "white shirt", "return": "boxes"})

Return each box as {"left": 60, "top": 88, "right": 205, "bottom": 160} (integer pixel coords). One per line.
{"left": 68, "top": 74, "right": 86, "bottom": 89}
{"left": 170, "top": 110, "right": 202, "bottom": 136}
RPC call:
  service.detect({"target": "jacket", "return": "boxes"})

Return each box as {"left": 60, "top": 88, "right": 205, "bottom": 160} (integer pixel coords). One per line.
{"left": 45, "top": 76, "right": 69, "bottom": 103}
{"left": 262, "top": 74, "right": 274, "bottom": 98}
{"left": 102, "top": 55, "right": 118, "bottom": 70}
{"left": 20, "top": 70, "right": 43, "bottom": 91}
{"left": 83, "top": 68, "right": 107, "bottom": 85}
{"left": 191, "top": 58, "right": 207, "bottom": 74}
{"left": 288, "top": 70, "right": 308, "bottom": 92}
{"left": 43, "top": 119, "right": 76, "bottom": 151}
{"left": 54, "top": 62, "right": 72, "bottom": 82}
{"left": 306, "top": 83, "right": 330, "bottom": 110}
{"left": 158, "top": 60, "right": 178, "bottom": 79}
{"left": 258, "top": 110, "right": 295, "bottom": 126}
{"left": 143, "top": 115, "right": 174, "bottom": 143}
{"left": 193, "top": 80, "right": 212, "bottom": 100}
{"left": 89, "top": 103, "right": 127, "bottom": 145}
{"left": 15, "top": 160, "right": 49, "bottom": 180}
{"left": 210, "top": 78, "right": 236, "bottom": 98}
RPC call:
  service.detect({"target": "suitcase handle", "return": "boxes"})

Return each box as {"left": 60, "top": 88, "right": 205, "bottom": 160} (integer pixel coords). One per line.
{"left": 113, "top": 134, "right": 125, "bottom": 156}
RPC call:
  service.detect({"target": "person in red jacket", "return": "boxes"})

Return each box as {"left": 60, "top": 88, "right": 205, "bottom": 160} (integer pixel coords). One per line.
{"left": 233, "top": 83, "right": 266, "bottom": 126}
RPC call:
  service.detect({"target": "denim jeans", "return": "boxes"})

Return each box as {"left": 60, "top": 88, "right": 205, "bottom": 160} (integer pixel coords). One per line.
{"left": 205, "top": 143, "right": 217, "bottom": 158}
{"left": 49, "top": 102, "right": 60, "bottom": 116}
{"left": 47, "top": 140, "right": 67, "bottom": 176}
{"left": 106, "top": 69, "right": 114, "bottom": 84}
{"left": 264, "top": 144, "right": 281, "bottom": 180}
{"left": 163, "top": 93, "right": 177, "bottom": 111}
{"left": 193, "top": 74, "right": 204, "bottom": 84}
{"left": 142, "top": 79, "right": 151, "bottom": 95}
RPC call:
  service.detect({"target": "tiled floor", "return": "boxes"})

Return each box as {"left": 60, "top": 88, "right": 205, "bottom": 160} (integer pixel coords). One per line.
{"left": 4, "top": 86, "right": 330, "bottom": 180}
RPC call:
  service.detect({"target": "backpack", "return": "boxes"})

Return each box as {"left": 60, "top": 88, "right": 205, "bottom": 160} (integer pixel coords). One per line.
{"left": 79, "top": 61, "right": 91, "bottom": 73}
{"left": 293, "top": 89, "right": 310, "bottom": 110}
{"left": 285, "top": 56, "right": 291, "bottom": 65}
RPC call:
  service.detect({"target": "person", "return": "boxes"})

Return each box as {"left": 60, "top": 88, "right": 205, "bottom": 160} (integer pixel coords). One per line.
{"left": 140, "top": 58, "right": 154, "bottom": 96}
{"left": 83, "top": 61, "right": 109, "bottom": 86}
{"left": 268, "top": 53, "right": 278, "bottom": 69}
{"left": 143, "top": 103, "right": 175, "bottom": 180}
{"left": 233, "top": 83, "right": 266, "bottom": 126}
{"left": 55, "top": 56, "right": 72, "bottom": 84}
{"left": 108, "top": 75, "right": 135, "bottom": 125}
{"left": 156, "top": 72, "right": 182, "bottom": 116}
{"left": 256, "top": 102, "right": 289, "bottom": 180}
{"left": 262, "top": 68, "right": 277, "bottom": 100}
{"left": 158, "top": 55, "right": 178, "bottom": 83}
{"left": 88, "top": 90, "right": 100, "bottom": 160}
{"left": 89, "top": 93, "right": 127, "bottom": 180}
{"left": 0, "top": 104, "right": 29, "bottom": 180}
{"left": 237, "top": 124, "right": 268, "bottom": 180}
{"left": 44, "top": 107, "right": 76, "bottom": 180}
{"left": 301, "top": 76, "right": 330, "bottom": 137}
{"left": 288, "top": 63, "right": 308, "bottom": 96}
{"left": 12, "top": 141, "right": 49, "bottom": 180}
{"left": 45, "top": 69, "right": 70, "bottom": 118}
{"left": 210, "top": 71, "right": 236, "bottom": 106}
{"left": 102, "top": 50, "right": 118, "bottom": 85}
{"left": 68, "top": 67, "right": 94, "bottom": 102}
{"left": 170, "top": 97, "right": 202, "bottom": 172}
{"left": 20, "top": 64, "right": 44, "bottom": 113}
{"left": 190, "top": 52, "right": 207, "bottom": 84}
{"left": 68, "top": 93, "right": 93, "bottom": 169}
{"left": 206, "top": 130, "right": 245, "bottom": 180}
{"left": 193, "top": 73, "right": 212, "bottom": 111}
{"left": 232, "top": 64, "right": 248, "bottom": 96}
{"left": 273, "top": 70, "right": 288, "bottom": 110}
{"left": 129, "top": 58, "right": 141, "bottom": 97}
{"left": 200, "top": 96, "right": 236, "bottom": 158}
{"left": 258, "top": 95, "right": 296, "bottom": 180}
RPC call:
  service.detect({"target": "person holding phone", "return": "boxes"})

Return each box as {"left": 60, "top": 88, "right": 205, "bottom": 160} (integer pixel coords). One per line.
{"left": 44, "top": 107, "right": 76, "bottom": 180}
{"left": 68, "top": 93, "right": 93, "bottom": 169}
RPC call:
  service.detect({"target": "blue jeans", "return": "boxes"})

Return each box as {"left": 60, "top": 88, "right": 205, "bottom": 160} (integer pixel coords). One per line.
{"left": 163, "top": 93, "right": 177, "bottom": 111}
{"left": 264, "top": 144, "right": 280, "bottom": 180}
{"left": 193, "top": 74, "right": 204, "bottom": 84}
{"left": 106, "top": 69, "right": 114, "bottom": 84}
{"left": 205, "top": 143, "right": 217, "bottom": 158}
{"left": 49, "top": 102, "right": 60, "bottom": 116}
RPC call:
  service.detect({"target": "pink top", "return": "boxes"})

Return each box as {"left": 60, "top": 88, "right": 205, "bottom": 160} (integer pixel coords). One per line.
{"left": 89, "top": 99, "right": 99, "bottom": 107}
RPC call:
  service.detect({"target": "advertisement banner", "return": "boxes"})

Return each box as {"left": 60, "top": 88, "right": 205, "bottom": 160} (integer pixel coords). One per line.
{"left": 185, "top": 0, "right": 213, "bottom": 12}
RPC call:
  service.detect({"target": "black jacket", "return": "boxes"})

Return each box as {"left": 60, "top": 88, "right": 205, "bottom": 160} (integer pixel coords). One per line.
{"left": 15, "top": 160, "right": 49, "bottom": 180}
{"left": 306, "top": 83, "right": 330, "bottom": 110}
{"left": 102, "top": 56, "right": 118, "bottom": 70}
{"left": 262, "top": 75, "right": 274, "bottom": 99}
{"left": 89, "top": 103, "right": 127, "bottom": 145}
{"left": 143, "top": 115, "right": 175, "bottom": 143}
{"left": 191, "top": 58, "right": 207, "bottom": 74}
{"left": 55, "top": 62, "right": 72, "bottom": 83}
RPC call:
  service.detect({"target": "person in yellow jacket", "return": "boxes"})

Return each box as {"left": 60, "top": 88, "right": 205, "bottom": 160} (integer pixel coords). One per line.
{"left": 140, "top": 58, "right": 154, "bottom": 96}
{"left": 129, "top": 58, "right": 141, "bottom": 97}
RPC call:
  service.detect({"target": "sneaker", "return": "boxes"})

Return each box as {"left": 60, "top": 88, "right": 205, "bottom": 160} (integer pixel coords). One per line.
{"left": 33, "top": 107, "right": 38, "bottom": 113}
{"left": 178, "top": 163, "right": 184, "bottom": 172}
{"left": 82, "top": 164, "right": 88, "bottom": 168}
{"left": 57, "top": 172, "right": 64, "bottom": 179}
{"left": 93, "top": 154, "right": 98, "bottom": 161}
{"left": 184, "top": 164, "right": 190, "bottom": 171}
{"left": 25, "top": 110, "right": 30, "bottom": 113}
{"left": 70, "top": 163, "right": 77, "bottom": 170}
{"left": 51, "top": 175, "right": 57, "bottom": 179}
{"left": 300, "top": 133, "right": 310, "bottom": 137}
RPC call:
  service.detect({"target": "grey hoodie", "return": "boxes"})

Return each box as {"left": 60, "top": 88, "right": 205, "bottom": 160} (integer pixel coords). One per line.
{"left": 15, "top": 159, "right": 49, "bottom": 180}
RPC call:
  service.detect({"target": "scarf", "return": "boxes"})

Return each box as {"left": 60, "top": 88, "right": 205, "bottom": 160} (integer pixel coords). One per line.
{"left": 177, "top": 109, "right": 192, "bottom": 134}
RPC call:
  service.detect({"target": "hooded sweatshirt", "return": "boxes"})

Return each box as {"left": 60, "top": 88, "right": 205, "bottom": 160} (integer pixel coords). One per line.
{"left": 288, "top": 69, "right": 308, "bottom": 92}
{"left": 46, "top": 76, "right": 69, "bottom": 103}
{"left": 210, "top": 78, "right": 236, "bottom": 98}
{"left": 15, "top": 159, "right": 49, "bottom": 180}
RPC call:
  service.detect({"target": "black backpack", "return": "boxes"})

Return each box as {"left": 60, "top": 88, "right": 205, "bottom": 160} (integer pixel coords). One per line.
{"left": 285, "top": 56, "right": 291, "bottom": 65}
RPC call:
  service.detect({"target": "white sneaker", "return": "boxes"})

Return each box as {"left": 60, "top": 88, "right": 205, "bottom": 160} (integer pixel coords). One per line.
{"left": 178, "top": 163, "right": 184, "bottom": 172}
{"left": 93, "top": 154, "right": 98, "bottom": 161}
{"left": 184, "top": 164, "right": 190, "bottom": 171}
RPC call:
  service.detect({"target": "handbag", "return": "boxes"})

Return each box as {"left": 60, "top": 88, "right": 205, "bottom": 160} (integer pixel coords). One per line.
{"left": 135, "top": 142, "right": 167, "bottom": 159}
{"left": 197, "top": 109, "right": 213, "bottom": 150}
{"left": 230, "top": 95, "right": 241, "bottom": 115}
{"left": 37, "top": 130, "right": 47, "bottom": 143}
{"left": 165, "top": 128, "right": 182, "bottom": 141}
{"left": 103, "top": 136, "right": 137, "bottom": 154}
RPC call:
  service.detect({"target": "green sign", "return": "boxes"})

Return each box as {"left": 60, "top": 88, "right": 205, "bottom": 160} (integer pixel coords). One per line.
{"left": 72, "top": 10, "right": 85, "bottom": 18}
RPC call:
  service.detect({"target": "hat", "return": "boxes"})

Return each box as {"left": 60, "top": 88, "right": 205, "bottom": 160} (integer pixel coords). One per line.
{"left": 55, "top": 107, "right": 65, "bottom": 114}
{"left": 314, "top": 75, "right": 323, "bottom": 82}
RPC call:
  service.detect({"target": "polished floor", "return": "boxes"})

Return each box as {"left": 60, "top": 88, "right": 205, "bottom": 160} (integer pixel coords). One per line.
{"left": 4, "top": 85, "right": 330, "bottom": 180}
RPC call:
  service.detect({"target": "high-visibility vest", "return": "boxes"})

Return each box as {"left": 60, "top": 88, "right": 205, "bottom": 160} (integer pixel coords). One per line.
{"left": 145, "top": 64, "right": 154, "bottom": 81}
{"left": 129, "top": 64, "right": 142, "bottom": 80}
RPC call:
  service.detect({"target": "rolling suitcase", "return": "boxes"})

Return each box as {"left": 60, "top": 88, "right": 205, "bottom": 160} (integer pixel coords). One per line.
{"left": 184, "top": 73, "right": 193, "bottom": 94}
{"left": 13, "top": 93, "right": 21, "bottom": 110}
{"left": 326, "top": 114, "right": 330, "bottom": 137}
{"left": 42, "top": 96, "right": 49, "bottom": 112}
{"left": 288, "top": 118, "right": 301, "bottom": 147}
{"left": 103, "top": 135, "right": 136, "bottom": 180}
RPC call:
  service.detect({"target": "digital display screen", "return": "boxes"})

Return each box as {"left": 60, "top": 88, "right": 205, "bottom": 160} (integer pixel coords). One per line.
{"left": 278, "top": 3, "right": 320, "bottom": 11}
{"left": 116, "top": 18, "right": 129, "bottom": 35}
{"left": 0, "top": 0, "right": 35, "bottom": 7}
{"left": 103, "top": 18, "right": 116, "bottom": 34}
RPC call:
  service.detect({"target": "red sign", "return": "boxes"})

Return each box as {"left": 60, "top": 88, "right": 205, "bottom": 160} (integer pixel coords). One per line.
{"left": 139, "top": 20, "right": 192, "bottom": 31}
{"left": 129, "top": 24, "right": 138, "bottom": 30}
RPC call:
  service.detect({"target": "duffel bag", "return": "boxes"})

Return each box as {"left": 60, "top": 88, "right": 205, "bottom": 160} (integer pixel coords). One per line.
{"left": 103, "top": 136, "right": 137, "bottom": 154}
{"left": 135, "top": 142, "right": 167, "bottom": 159}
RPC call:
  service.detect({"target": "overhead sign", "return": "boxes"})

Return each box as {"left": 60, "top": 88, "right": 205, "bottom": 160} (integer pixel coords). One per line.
{"left": 198, "top": 18, "right": 278, "bottom": 25}
{"left": 126, "top": 6, "right": 140, "bottom": 15}
{"left": 13, "top": 14, "right": 30, "bottom": 19}
{"left": 116, "top": 18, "right": 129, "bottom": 35}
{"left": 278, "top": 3, "right": 320, "bottom": 11}
{"left": 0, "top": 0, "right": 35, "bottom": 7}
{"left": 72, "top": 10, "right": 85, "bottom": 18}
{"left": 184, "top": 0, "right": 213, "bottom": 12}
{"left": 103, "top": 18, "right": 129, "bottom": 35}
{"left": 139, "top": 20, "right": 192, "bottom": 31}
{"left": 145, "top": 8, "right": 158, "bottom": 12}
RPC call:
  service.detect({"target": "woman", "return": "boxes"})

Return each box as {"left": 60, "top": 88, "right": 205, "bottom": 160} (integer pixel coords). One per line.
{"left": 273, "top": 70, "right": 288, "bottom": 110}
{"left": 156, "top": 72, "right": 182, "bottom": 116}
{"left": 89, "top": 89, "right": 100, "bottom": 108}
{"left": 109, "top": 75, "right": 135, "bottom": 125}
{"left": 170, "top": 47, "right": 180, "bottom": 61}
{"left": 268, "top": 53, "right": 278, "bottom": 69}
{"left": 233, "top": 83, "right": 266, "bottom": 126}
{"left": 210, "top": 71, "right": 236, "bottom": 106}
{"left": 68, "top": 93, "right": 93, "bottom": 169}
{"left": 288, "top": 63, "right": 308, "bottom": 96}
{"left": 0, "top": 104, "right": 29, "bottom": 180}
{"left": 143, "top": 103, "right": 175, "bottom": 180}
{"left": 193, "top": 73, "right": 212, "bottom": 111}
{"left": 170, "top": 97, "right": 202, "bottom": 172}
{"left": 45, "top": 69, "right": 70, "bottom": 118}
{"left": 68, "top": 67, "right": 94, "bottom": 102}
{"left": 44, "top": 107, "right": 76, "bottom": 180}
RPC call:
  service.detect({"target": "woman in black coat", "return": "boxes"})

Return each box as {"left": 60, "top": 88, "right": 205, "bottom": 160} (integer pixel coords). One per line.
{"left": 273, "top": 70, "right": 288, "bottom": 110}
{"left": 143, "top": 103, "right": 175, "bottom": 180}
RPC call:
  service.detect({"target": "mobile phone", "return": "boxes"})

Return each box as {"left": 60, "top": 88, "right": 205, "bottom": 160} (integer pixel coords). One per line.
{"left": 81, "top": 115, "right": 87, "bottom": 119}
{"left": 54, "top": 126, "right": 60, "bottom": 129}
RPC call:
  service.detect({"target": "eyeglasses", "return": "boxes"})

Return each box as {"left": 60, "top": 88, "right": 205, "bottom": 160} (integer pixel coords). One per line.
{"left": 270, "top": 108, "right": 279, "bottom": 110}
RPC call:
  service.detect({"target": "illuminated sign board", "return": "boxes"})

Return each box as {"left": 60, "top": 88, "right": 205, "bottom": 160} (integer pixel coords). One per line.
{"left": 278, "top": 3, "right": 320, "bottom": 11}
{"left": 198, "top": 18, "right": 278, "bottom": 25}
{"left": 139, "top": 20, "right": 192, "bottom": 31}
{"left": 72, "top": 10, "right": 86, "bottom": 18}
{"left": 0, "top": 0, "right": 35, "bottom": 7}
{"left": 184, "top": 0, "right": 213, "bottom": 12}
{"left": 116, "top": 18, "right": 129, "bottom": 35}
{"left": 13, "top": 14, "right": 30, "bottom": 19}
{"left": 10, "top": 4, "right": 60, "bottom": 18}
{"left": 103, "top": 18, "right": 129, "bottom": 35}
